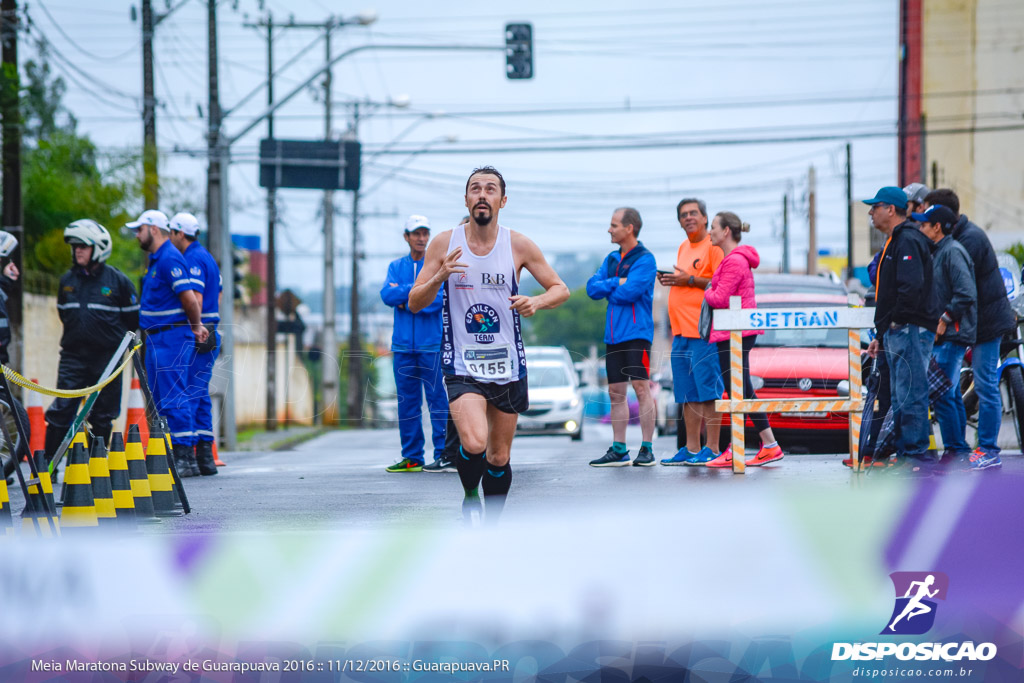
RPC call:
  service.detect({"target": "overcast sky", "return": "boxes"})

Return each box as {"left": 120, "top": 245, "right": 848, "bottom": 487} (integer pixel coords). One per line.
{"left": 27, "top": 0, "right": 902, "bottom": 291}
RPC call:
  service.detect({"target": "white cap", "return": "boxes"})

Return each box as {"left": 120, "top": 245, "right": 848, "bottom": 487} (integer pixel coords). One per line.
{"left": 169, "top": 212, "right": 201, "bottom": 236}
{"left": 125, "top": 209, "right": 170, "bottom": 231}
{"left": 404, "top": 214, "right": 430, "bottom": 233}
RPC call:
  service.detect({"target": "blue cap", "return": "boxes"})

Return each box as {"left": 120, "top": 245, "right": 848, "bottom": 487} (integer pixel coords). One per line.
{"left": 862, "top": 186, "right": 908, "bottom": 209}
{"left": 911, "top": 204, "right": 957, "bottom": 228}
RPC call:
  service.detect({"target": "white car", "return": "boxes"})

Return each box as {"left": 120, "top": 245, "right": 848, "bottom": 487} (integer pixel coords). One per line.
{"left": 517, "top": 359, "right": 584, "bottom": 440}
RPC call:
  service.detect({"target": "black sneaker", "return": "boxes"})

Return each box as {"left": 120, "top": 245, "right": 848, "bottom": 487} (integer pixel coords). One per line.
{"left": 589, "top": 448, "right": 630, "bottom": 467}
{"left": 632, "top": 446, "right": 655, "bottom": 467}
{"left": 423, "top": 456, "right": 457, "bottom": 473}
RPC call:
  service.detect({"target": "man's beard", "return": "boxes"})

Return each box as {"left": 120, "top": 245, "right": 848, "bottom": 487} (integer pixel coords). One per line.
{"left": 474, "top": 205, "right": 493, "bottom": 226}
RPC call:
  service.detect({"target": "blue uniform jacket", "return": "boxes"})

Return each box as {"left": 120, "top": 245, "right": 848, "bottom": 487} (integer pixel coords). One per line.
{"left": 380, "top": 255, "right": 444, "bottom": 353}
{"left": 140, "top": 239, "right": 197, "bottom": 330}
{"left": 184, "top": 241, "right": 222, "bottom": 324}
{"left": 586, "top": 241, "right": 657, "bottom": 344}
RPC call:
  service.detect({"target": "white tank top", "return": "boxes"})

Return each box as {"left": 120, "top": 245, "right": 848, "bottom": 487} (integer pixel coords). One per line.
{"left": 442, "top": 224, "right": 526, "bottom": 384}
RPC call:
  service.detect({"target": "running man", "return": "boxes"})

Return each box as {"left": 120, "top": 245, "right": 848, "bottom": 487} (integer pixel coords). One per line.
{"left": 888, "top": 574, "right": 939, "bottom": 632}
{"left": 408, "top": 167, "right": 569, "bottom": 520}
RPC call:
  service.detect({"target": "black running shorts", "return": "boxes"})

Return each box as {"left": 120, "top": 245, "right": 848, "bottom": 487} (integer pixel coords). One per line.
{"left": 444, "top": 374, "right": 530, "bottom": 414}
{"left": 605, "top": 339, "right": 651, "bottom": 384}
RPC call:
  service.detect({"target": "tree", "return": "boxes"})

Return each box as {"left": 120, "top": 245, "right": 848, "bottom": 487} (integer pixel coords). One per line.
{"left": 524, "top": 286, "right": 607, "bottom": 358}
{"left": 20, "top": 52, "right": 143, "bottom": 284}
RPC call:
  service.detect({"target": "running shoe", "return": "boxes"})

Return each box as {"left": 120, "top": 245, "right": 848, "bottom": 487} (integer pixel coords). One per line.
{"left": 385, "top": 457, "right": 423, "bottom": 473}
{"left": 842, "top": 456, "right": 873, "bottom": 468}
{"left": 632, "top": 446, "right": 655, "bottom": 467}
{"left": 706, "top": 446, "right": 733, "bottom": 468}
{"left": 660, "top": 448, "right": 693, "bottom": 466}
{"left": 745, "top": 444, "right": 784, "bottom": 467}
{"left": 964, "top": 448, "right": 1002, "bottom": 471}
{"left": 683, "top": 446, "right": 716, "bottom": 466}
{"left": 590, "top": 448, "right": 631, "bottom": 467}
{"left": 423, "top": 456, "right": 457, "bottom": 473}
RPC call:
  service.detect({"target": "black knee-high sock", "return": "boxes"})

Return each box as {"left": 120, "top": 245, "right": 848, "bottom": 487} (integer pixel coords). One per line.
{"left": 482, "top": 462, "right": 512, "bottom": 521}
{"left": 456, "top": 447, "right": 487, "bottom": 494}
{"left": 482, "top": 462, "right": 512, "bottom": 498}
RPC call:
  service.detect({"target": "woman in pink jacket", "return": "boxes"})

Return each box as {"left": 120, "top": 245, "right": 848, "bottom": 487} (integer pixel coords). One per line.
{"left": 703, "top": 211, "right": 784, "bottom": 468}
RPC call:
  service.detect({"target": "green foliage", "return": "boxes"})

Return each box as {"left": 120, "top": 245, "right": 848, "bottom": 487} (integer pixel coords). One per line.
{"left": 1007, "top": 242, "right": 1024, "bottom": 268}
{"left": 19, "top": 52, "right": 144, "bottom": 287}
{"left": 523, "top": 286, "right": 607, "bottom": 358}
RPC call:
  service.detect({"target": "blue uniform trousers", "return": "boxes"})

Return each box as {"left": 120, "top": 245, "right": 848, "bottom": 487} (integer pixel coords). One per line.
{"left": 145, "top": 326, "right": 196, "bottom": 447}
{"left": 189, "top": 330, "right": 220, "bottom": 443}
{"left": 393, "top": 351, "right": 448, "bottom": 464}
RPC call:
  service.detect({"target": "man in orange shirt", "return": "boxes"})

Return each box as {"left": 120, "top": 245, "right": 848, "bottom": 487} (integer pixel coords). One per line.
{"left": 657, "top": 198, "right": 724, "bottom": 465}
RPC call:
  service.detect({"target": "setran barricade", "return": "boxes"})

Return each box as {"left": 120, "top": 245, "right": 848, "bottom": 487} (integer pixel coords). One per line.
{"left": 0, "top": 331, "right": 192, "bottom": 535}
{"left": 712, "top": 294, "right": 874, "bottom": 474}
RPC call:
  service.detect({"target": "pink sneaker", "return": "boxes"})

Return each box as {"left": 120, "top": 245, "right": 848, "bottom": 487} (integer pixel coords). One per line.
{"left": 706, "top": 447, "right": 734, "bottom": 468}
{"left": 745, "top": 444, "right": 784, "bottom": 467}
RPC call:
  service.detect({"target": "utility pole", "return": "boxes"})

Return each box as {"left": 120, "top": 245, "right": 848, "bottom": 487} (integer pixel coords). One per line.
{"left": 782, "top": 191, "right": 790, "bottom": 274}
{"left": 1, "top": 0, "right": 23, "bottom": 372}
{"left": 845, "top": 142, "right": 853, "bottom": 279}
{"left": 346, "top": 103, "right": 363, "bottom": 424}
{"left": 322, "top": 24, "right": 339, "bottom": 425}
{"left": 807, "top": 165, "right": 817, "bottom": 276}
{"left": 206, "top": 0, "right": 237, "bottom": 449}
{"left": 264, "top": 16, "right": 278, "bottom": 430}
{"left": 141, "top": 0, "right": 158, "bottom": 209}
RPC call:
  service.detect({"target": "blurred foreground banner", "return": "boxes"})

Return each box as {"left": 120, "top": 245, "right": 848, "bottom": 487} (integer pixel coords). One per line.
{"left": 0, "top": 474, "right": 1021, "bottom": 681}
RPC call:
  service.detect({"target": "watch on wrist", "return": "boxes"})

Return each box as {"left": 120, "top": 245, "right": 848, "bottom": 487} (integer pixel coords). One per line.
{"left": 688, "top": 275, "right": 695, "bottom": 286}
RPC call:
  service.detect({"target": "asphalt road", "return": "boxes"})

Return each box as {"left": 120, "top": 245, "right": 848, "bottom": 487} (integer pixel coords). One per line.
{"left": 20, "top": 421, "right": 1002, "bottom": 534}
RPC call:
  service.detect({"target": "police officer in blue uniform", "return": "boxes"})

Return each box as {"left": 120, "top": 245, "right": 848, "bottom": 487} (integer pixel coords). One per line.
{"left": 126, "top": 209, "right": 209, "bottom": 477}
{"left": 44, "top": 220, "right": 138, "bottom": 479}
{"left": 169, "top": 212, "right": 220, "bottom": 476}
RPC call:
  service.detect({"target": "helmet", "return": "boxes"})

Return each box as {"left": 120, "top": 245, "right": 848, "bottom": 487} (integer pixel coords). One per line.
{"left": 63, "top": 219, "right": 113, "bottom": 263}
{"left": 902, "top": 183, "right": 930, "bottom": 205}
{"left": 0, "top": 230, "right": 17, "bottom": 258}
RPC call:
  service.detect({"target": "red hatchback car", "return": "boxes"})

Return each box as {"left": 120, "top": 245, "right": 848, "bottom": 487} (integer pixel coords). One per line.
{"left": 745, "top": 274, "right": 864, "bottom": 450}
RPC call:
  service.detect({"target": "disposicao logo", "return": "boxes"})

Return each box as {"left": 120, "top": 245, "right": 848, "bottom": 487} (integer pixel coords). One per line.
{"left": 832, "top": 571, "right": 997, "bottom": 662}
{"left": 883, "top": 571, "right": 947, "bottom": 635}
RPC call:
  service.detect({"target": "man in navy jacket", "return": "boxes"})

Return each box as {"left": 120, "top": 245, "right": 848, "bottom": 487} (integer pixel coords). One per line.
{"left": 380, "top": 215, "right": 450, "bottom": 472}
{"left": 586, "top": 207, "right": 658, "bottom": 467}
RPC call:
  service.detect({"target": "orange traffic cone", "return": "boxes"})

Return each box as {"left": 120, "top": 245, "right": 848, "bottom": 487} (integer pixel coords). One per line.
{"left": 60, "top": 442, "right": 98, "bottom": 529}
{"left": 213, "top": 440, "right": 225, "bottom": 467}
{"left": 125, "top": 376, "right": 150, "bottom": 447}
{"left": 27, "top": 379, "right": 45, "bottom": 455}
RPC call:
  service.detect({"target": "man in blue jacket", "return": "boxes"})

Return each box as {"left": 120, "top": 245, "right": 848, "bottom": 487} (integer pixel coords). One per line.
{"left": 380, "top": 215, "right": 450, "bottom": 472}
{"left": 586, "top": 207, "right": 657, "bottom": 467}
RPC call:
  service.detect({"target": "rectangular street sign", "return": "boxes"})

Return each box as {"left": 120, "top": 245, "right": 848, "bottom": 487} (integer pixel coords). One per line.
{"left": 259, "top": 139, "right": 361, "bottom": 191}
{"left": 713, "top": 306, "right": 874, "bottom": 331}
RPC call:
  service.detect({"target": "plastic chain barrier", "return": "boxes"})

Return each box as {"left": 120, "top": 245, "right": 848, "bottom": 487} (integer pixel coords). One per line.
{"left": 1, "top": 344, "right": 142, "bottom": 398}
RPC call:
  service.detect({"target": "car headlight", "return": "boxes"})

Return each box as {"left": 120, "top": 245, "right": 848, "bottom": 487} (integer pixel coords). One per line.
{"left": 569, "top": 396, "right": 580, "bottom": 408}
{"left": 750, "top": 375, "right": 764, "bottom": 391}
{"left": 837, "top": 380, "right": 850, "bottom": 396}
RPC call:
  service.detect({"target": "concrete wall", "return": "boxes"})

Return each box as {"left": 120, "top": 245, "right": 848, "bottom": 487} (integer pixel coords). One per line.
{"left": 19, "top": 296, "right": 315, "bottom": 434}
{"left": 922, "top": 0, "right": 1024, "bottom": 249}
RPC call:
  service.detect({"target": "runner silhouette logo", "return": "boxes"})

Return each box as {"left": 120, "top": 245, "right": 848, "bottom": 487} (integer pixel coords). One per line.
{"left": 882, "top": 571, "right": 949, "bottom": 635}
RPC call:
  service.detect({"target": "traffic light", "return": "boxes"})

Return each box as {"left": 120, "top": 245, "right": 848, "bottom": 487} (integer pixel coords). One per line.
{"left": 232, "top": 250, "right": 245, "bottom": 301}
{"left": 505, "top": 23, "right": 533, "bottom": 80}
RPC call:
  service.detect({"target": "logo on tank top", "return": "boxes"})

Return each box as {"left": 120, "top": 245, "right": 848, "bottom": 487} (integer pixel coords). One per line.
{"left": 481, "top": 272, "right": 507, "bottom": 289}
{"left": 466, "top": 303, "right": 500, "bottom": 343}
{"left": 454, "top": 271, "right": 473, "bottom": 291}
